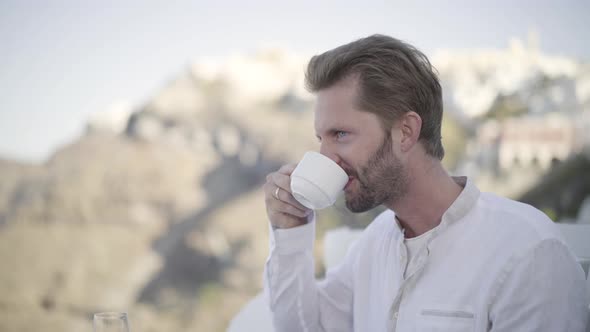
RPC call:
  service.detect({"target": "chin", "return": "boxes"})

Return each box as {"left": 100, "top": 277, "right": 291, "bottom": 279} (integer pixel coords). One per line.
{"left": 345, "top": 186, "right": 384, "bottom": 213}
{"left": 345, "top": 196, "right": 373, "bottom": 213}
{"left": 346, "top": 203, "right": 371, "bottom": 214}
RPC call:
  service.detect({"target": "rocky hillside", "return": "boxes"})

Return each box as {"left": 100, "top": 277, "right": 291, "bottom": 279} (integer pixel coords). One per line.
{"left": 0, "top": 49, "right": 386, "bottom": 332}
{"left": 1, "top": 44, "right": 586, "bottom": 331}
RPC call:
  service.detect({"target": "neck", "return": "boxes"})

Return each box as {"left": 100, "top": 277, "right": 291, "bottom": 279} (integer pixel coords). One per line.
{"left": 385, "top": 158, "right": 463, "bottom": 238}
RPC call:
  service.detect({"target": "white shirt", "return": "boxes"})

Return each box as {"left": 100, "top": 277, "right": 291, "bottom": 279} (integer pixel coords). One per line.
{"left": 402, "top": 226, "right": 434, "bottom": 279}
{"left": 264, "top": 177, "right": 590, "bottom": 331}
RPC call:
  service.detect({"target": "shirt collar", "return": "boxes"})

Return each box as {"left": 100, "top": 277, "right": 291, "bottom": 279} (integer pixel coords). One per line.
{"left": 442, "top": 176, "right": 480, "bottom": 225}
{"left": 392, "top": 176, "right": 480, "bottom": 236}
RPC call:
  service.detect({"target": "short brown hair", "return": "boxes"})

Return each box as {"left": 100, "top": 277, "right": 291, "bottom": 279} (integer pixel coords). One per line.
{"left": 305, "top": 34, "right": 444, "bottom": 160}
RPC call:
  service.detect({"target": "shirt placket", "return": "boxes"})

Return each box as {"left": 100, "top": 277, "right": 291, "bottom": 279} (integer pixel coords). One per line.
{"left": 388, "top": 238, "right": 432, "bottom": 332}
{"left": 386, "top": 178, "right": 475, "bottom": 331}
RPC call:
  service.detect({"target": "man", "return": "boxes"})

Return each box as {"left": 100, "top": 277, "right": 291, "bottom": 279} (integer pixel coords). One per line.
{"left": 263, "top": 34, "right": 589, "bottom": 331}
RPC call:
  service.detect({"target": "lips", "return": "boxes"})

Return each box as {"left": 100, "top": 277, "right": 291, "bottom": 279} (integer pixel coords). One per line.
{"left": 342, "top": 166, "right": 357, "bottom": 191}
{"left": 344, "top": 176, "right": 355, "bottom": 190}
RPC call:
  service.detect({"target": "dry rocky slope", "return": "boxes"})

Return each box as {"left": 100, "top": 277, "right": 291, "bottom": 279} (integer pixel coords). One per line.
{"left": 6, "top": 45, "right": 568, "bottom": 331}
{"left": 0, "top": 50, "right": 389, "bottom": 332}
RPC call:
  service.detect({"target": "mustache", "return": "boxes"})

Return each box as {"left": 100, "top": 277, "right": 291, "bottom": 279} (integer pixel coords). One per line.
{"left": 342, "top": 165, "right": 359, "bottom": 178}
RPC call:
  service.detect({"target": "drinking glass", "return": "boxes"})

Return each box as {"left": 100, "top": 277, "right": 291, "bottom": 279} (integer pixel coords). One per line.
{"left": 93, "top": 312, "right": 130, "bottom": 332}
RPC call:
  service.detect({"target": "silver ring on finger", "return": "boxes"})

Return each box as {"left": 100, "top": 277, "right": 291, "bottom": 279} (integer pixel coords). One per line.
{"left": 274, "top": 187, "right": 281, "bottom": 200}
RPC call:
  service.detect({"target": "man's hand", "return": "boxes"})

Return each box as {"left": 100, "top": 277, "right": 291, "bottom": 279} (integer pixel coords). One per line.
{"left": 264, "top": 164, "right": 312, "bottom": 229}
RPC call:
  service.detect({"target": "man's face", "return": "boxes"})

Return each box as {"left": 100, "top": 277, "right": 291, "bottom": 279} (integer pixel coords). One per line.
{"left": 314, "top": 77, "right": 409, "bottom": 212}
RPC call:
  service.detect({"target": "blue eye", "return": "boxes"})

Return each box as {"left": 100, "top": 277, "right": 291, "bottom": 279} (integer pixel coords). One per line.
{"left": 336, "top": 131, "right": 348, "bottom": 139}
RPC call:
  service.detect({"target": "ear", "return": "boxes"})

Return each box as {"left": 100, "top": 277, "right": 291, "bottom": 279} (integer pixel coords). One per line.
{"left": 399, "top": 111, "right": 422, "bottom": 153}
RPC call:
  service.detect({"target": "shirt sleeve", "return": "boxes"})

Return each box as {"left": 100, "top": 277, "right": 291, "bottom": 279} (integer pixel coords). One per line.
{"left": 489, "top": 238, "right": 590, "bottom": 332}
{"left": 263, "top": 216, "right": 355, "bottom": 332}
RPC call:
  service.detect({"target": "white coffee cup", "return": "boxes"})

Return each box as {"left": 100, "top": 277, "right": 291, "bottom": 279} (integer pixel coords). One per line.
{"left": 290, "top": 151, "right": 348, "bottom": 210}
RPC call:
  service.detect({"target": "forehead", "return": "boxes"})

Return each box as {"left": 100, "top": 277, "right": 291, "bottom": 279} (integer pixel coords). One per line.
{"left": 313, "top": 78, "right": 381, "bottom": 134}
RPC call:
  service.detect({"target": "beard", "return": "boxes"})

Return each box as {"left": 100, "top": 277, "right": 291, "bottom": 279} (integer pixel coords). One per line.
{"left": 344, "top": 134, "right": 409, "bottom": 213}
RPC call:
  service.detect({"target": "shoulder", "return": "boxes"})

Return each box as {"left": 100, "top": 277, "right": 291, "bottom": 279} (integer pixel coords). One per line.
{"left": 476, "top": 192, "right": 562, "bottom": 245}
{"left": 347, "top": 209, "right": 397, "bottom": 253}
{"left": 467, "top": 192, "right": 577, "bottom": 275}
{"left": 364, "top": 209, "right": 397, "bottom": 236}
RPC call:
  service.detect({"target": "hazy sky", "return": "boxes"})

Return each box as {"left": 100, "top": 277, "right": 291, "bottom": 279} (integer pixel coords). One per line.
{"left": 1, "top": 0, "right": 588, "bottom": 163}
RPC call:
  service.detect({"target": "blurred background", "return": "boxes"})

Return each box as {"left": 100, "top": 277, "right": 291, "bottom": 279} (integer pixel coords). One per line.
{"left": 1, "top": 1, "right": 589, "bottom": 331}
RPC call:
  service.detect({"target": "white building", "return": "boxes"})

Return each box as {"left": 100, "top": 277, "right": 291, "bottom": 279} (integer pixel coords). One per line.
{"left": 498, "top": 113, "right": 576, "bottom": 170}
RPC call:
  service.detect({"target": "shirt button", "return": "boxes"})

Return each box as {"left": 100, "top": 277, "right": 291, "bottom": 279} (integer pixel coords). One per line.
{"left": 393, "top": 311, "right": 399, "bottom": 319}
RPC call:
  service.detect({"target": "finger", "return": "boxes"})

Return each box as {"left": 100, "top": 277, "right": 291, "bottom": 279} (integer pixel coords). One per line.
{"left": 264, "top": 168, "right": 313, "bottom": 213}
{"left": 277, "top": 163, "right": 297, "bottom": 176}
{"left": 264, "top": 182, "right": 308, "bottom": 213}
{"left": 269, "top": 173, "right": 310, "bottom": 211}
{"left": 275, "top": 186, "right": 310, "bottom": 212}
{"left": 271, "top": 200, "right": 309, "bottom": 218}
{"left": 264, "top": 179, "right": 310, "bottom": 214}
{"left": 270, "top": 172, "right": 292, "bottom": 193}
{"left": 264, "top": 182, "right": 311, "bottom": 215}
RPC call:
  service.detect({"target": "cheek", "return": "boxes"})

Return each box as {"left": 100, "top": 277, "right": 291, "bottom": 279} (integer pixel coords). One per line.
{"left": 339, "top": 158, "right": 364, "bottom": 178}
{"left": 339, "top": 159, "right": 355, "bottom": 174}
{"left": 337, "top": 142, "right": 373, "bottom": 174}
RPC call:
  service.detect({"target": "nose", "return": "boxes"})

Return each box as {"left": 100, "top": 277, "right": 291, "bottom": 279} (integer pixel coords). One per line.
{"left": 319, "top": 143, "right": 342, "bottom": 165}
